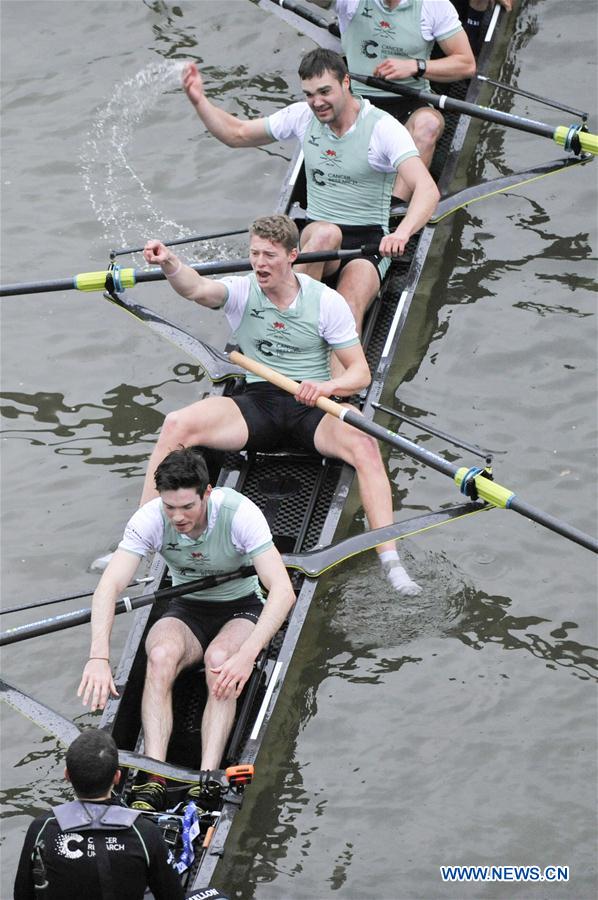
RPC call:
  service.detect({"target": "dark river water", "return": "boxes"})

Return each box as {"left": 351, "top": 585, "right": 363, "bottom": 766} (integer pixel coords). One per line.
{"left": 1, "top": 2, "right": 596, "bottom": 898}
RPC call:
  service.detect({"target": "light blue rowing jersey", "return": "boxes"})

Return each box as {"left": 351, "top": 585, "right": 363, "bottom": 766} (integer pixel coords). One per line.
{"left": 302, "top": 99, "right": 395, "bottom": 227}
{"left": 159, "top": 488, "right": 271, "bottom": 602}
{"left": 231, "top": 273, "right": 359, "bottom": 383}
{"left": 343, "top": 0, "right": 434, "bottom": 95}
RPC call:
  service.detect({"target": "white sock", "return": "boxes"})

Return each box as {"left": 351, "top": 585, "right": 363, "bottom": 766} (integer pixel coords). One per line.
{"left": 379, "top": 550, "right": 422, "bottom": 597}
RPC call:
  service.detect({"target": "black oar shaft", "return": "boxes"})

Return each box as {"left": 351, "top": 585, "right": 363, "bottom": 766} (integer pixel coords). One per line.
{"left": 342, "top": 418, "right": 598, "bottom": 553}
{"left": 505, "top": 497, "right": 597, "bottom": 553}
{"left": 110, "top": 229, "right": 249, "bottom": 259}
{"left": 3, "top": 277, "right": 78, "bottom": 296}
{"left": 351, "top": 73, "right": 557, "bottom": 140}
{"left": 476, "top": 75, "right": 588, "bottom": 120}
{"left": 0, "top": 569, "right": 253, "bottom": 647}
{"left": 133, "top": 247, "right": 378, "bottom": 283}
{"left": 0, "top": 246, "right": 378, "bottom": 298}
{"left": 341, "top": 409, "right": 597, "bottom": 553}
{"left": 229, "top": 352, "right": 598, "bottom": 555}
{"left": 2, "top": 577, "right": 153, "bottom": 616}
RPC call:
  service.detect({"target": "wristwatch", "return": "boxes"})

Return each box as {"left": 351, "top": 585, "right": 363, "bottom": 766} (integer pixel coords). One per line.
{"left": 414, "top": 59, "right": 427, "bottom": 79}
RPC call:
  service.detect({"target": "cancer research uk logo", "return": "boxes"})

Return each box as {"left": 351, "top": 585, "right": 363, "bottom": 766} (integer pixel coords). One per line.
{"left": 56, "top": 833, "right": 125, "bottom": 859}
{"left": 56, "top": 832, "right": 85, "bottom": 860}
{"left": 361, "top": 17, "right": 397, "bottom": 58}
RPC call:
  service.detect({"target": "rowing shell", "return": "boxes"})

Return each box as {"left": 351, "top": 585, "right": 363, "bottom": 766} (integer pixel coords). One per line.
{"left": 91, "top": 9, "right": 514, "bottom": 894}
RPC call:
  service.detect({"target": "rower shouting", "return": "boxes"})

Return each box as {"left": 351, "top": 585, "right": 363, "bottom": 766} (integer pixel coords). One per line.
{"left": 139, "top": 214, "right": 421, "bottom": 598}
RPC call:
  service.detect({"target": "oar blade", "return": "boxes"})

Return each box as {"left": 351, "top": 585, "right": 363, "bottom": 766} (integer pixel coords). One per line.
{"left": 391, "top": 156, "right": 593, "bottom": 223}
{"left": 117, "top": 748, "right": 207, "bottom": 784}
{"left": 103, "top": 290, "right": 245, "bottom": 382}
{"left": 282, "top": 504, "right": 490, "bottom": 577}
{"left": 0, "top": 678, "right": 82, "bottom": 747}
{"left": 0, "top": 677, "right": 232, "bottom": 785}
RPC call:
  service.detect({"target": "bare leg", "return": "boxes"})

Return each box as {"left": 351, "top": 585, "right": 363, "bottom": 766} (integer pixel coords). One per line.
{"left": 393, "top": 108, "right": 444, "bottom": 200}
{"left": 294, "top": 220, "right": 343, "bottom": 282}
{"left": 142, "top": 617, "right": 203, "bottom": 760}
{"left": 314, "top": 412, "right": 396, "bottom": 553}
{"left": 313, "top": 409, "right": 421, "bottom": 594}
{"left": 140, "top": 396, "right": 248, "bottom": 505}
{"left": 335, "top": 259, "right": 381, "bottom": 334}
{"left": 200, "top": 617, "right": 256, "bottom": 770}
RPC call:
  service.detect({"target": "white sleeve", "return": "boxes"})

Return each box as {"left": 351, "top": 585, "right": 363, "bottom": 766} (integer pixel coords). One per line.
{"left": 265, "top": 102, "right": 313, "bottom": 143}
{"left": 118, "top": 499, "right": 164, "bottom": 558}
{"left": 318, "top": 284, "right": 360, "bottom": 348}
{"left": 369, "top": 114, "right": 419, "bottom": 171}
{"left": 421, "top": 0, "right": 463, "bottom": 42}
{"left": 221, "top": 275, "right": 251, "bottom": 332}
{"left": 335, "top": 0, "right": 360, "bottom": 33}
{"left": 230, "top": 497, "right": 274, "bottom": 557}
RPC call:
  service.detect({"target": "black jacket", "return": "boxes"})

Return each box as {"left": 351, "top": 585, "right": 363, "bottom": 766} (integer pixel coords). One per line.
{"left": 14, "top": 799, "right": 185, "bottom": 900}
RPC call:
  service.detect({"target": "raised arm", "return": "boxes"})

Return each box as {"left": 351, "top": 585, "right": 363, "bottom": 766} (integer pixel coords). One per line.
{"left": 183, "top": 62, "right": 274, "bottom": 148}
{"left": 77, "top": 549, "right": 141, "bottom": 711}
{"left": 143, "top": 240, "right": 228, "bottom": 308}
{"left": 210, "top": 546, "right": 295, "bottom": 700}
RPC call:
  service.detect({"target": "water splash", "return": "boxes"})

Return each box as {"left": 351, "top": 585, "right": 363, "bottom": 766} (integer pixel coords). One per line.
{"left": 80, "top": 60, "right": 188, "bottom": 248}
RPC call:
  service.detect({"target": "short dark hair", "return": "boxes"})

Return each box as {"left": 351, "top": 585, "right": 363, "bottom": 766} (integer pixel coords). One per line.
{"left": 154, "top": 447, "right": 210, "bottom": 496}
{"left": 298, "top": 48, "right": 348, "bottom": 83}
{"left": 250, "top": 215, "right": 299, "bottom": 252}
{"left": 66, "top": 729, "right": 119, "bottom": 798}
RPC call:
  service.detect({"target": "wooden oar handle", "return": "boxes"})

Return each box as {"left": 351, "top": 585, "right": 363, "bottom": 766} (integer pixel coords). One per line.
{"left": 228, "top": 351, "right": 346, "bottom": 419}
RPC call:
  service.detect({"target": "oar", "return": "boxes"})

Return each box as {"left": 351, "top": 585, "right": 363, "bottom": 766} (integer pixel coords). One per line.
{"left": 0, "top": 501, "right": 485, "bottom": 647}
{"left": 228, "top": 351, "right": 598, "bottom": 554}
{"left": 2, "top": 577, "right": 154, "bottom": 616}
{"left": 476, "top": 75, "right": 588, "bottom": 121}
{"left": 95, "top": 167, "right": 590, "bottom": 387}
{"left": 350, "top": 74, "right": 598, "bottom": 156}
{"left": 104, "top": 290, "right": 245, "bottom": 383}
{"left": 259, "top": 0, "right": 340, "bottom": 36}
{"left": 110, "top": 228, "right": 249, "bottom": 260}
{"left": 390, "top": 155, "right": 592, "bottom": 223}
{"left": 0, "top": 677, "right": 250, "bottom": 785}
{"left": 254, "top": 0, "right": 341, "bottom": 50}
{"left": 371, "top": 402, "right": 494, "bottom": 460}
{"left": 0, "top": 245, "right": 378, "bottom": 298}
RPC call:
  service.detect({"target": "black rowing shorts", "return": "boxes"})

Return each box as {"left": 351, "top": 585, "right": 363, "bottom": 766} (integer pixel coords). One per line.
{"left": 304, "top": 220, "right": 387, "bottom": 287}
{"left": 161, "top": 592, "right": 263, "bottom": 653}
{"left": 360, "top": 95, "right": 431, "bottom": 123}
{"left": 233, "top": 382, "right": 326, "bottom": 452}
